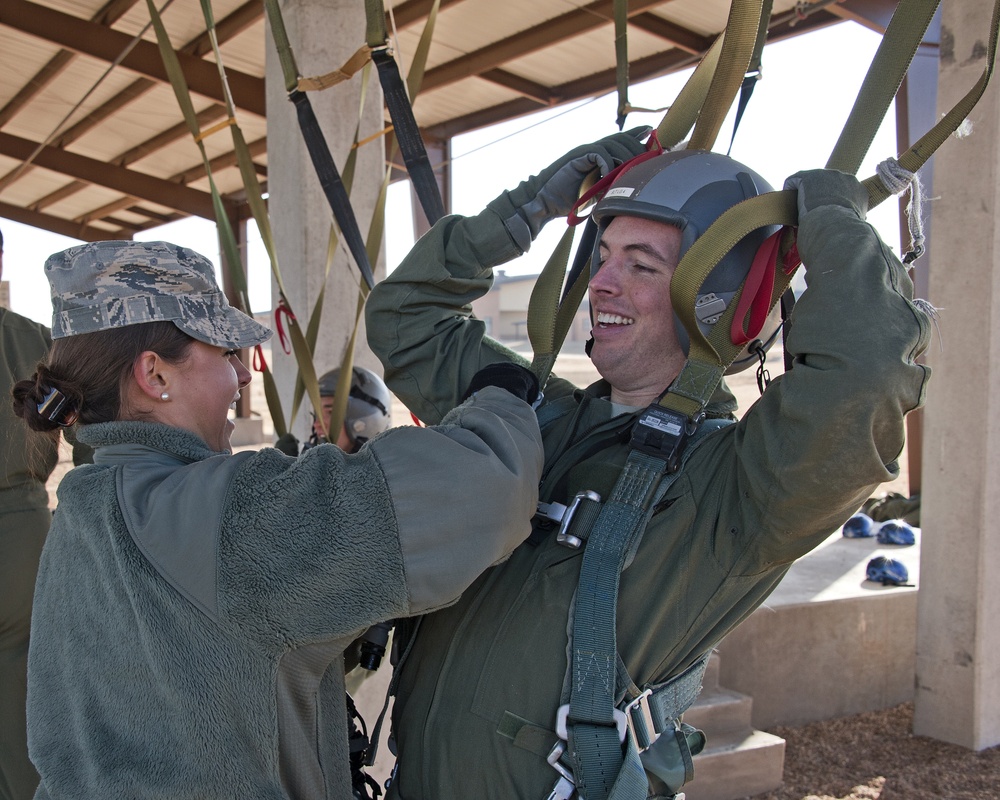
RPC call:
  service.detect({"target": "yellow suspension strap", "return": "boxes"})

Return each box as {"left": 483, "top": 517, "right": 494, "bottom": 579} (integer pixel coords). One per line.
{"left": 145, "top": 0, "right": 305, "bottom": 435}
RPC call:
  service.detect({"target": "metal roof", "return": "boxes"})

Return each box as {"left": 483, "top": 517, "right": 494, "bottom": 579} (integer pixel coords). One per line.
{"left": 0, "top": 0, "right": 901, "bottom": 242}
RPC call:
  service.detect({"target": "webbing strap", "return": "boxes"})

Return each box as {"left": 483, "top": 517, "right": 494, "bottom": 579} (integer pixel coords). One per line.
{"left": 827, "top": 0, "right": 939, "bottom": 174}
{"left": 614, "top": 0, "right": 630, "bottom": 129}
{"left": 263, "top": 0, "right": 377, "bottom": 292}
{"left": 366, "top": 0, "right": 446, "bottom": 225}
{"left": 656, "top": 34, "right": 725, "bottom": 149}
{"left": 862, "top": 0, "right": 1000, "bottom": 208}
{"left": 567, "top": 450, "right": 668, "bottom": 800}
{"left": 688, "top": 0, "right": 765, "bottom": 151}
{"left": 527, "top": 221, "right": 595, "bottom": 386}
{"left": 726, "top": 0, "right": 773, "bottom": 154}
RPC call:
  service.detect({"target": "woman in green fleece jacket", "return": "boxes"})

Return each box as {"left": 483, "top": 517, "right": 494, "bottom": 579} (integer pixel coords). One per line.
{"left": 10, "top": 240, "right": 544, "bottom": 800}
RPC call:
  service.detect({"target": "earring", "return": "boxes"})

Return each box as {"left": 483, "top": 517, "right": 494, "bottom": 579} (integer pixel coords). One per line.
{"left": 160, "top": 392, "right": 170, "bottom": 401}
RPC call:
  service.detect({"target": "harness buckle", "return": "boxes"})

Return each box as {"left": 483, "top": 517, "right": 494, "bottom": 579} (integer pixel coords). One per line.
{"left": 535, "top": 490, "right": 601, "bottom": 549}
{"left": 556, "top": 703, "right": 628, "bottom": 743}
{"left": 622, "top": 688, "right": 658, "bottom": 752}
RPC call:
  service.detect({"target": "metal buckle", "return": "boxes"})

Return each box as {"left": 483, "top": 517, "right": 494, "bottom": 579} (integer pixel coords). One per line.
{"left": 556, "top": 703, "right": 628, "bottom": 743}
{"left": 545, "top": 742, "right": 576, "bottom": 800}
{"left": 535, "top": 490, "right": 601, "bottom": 549}
{"left": 623, "top": 688, "right": 657, "bottom": 752}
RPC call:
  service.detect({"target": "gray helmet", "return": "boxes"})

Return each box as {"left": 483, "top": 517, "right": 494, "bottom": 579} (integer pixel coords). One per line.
{"left": 317, "top": 366, "right": 392, "bottom": 449}
{"left": 591, "top": 149, "right": 781, "bottom": 373}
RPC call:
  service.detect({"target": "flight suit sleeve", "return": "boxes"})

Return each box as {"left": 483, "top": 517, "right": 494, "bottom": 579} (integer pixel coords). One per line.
{"left": 365, "top": 209, "right": 532, "bottom": 425}
{"left": 217, "top": 386, "right": 544, "bottom": 643}
{"left": 729, "top": 169, "right": 932, "bottom": 565}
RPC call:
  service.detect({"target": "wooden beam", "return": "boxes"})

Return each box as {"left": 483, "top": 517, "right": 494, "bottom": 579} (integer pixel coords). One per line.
{"left": 420, "top": 0, "right": 676, "bottom": 92}
{"left": 0, "top": 0, "right": 265, "bottom": 117}
{"left": 0, "top": 1, "right": 140, "bottom": 128}
{"left": 629, "top": 13, "right": 712, "bottom": 55}
{"left": 0, "top": 199, "right": 124, "bottom": 242}
{"left": 0, "top": 131, "right": 221, "bottom": 219}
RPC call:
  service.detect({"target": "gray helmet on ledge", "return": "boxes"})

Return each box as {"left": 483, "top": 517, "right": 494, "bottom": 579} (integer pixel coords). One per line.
{"left": 317, "top": 366, "right": 392, "bottom": 450}
{"left": 590, "top": 149, "right": 781, "bottom": 374}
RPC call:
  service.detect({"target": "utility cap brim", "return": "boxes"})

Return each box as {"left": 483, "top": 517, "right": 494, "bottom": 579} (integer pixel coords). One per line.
{"left": 45, "top": 240, "right": 272, "bottom": 349}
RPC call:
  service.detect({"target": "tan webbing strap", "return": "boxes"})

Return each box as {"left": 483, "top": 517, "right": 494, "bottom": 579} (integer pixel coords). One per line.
{"left": 827, "top": 0, "right": 940, "bottom": 175}
{"left": 688, "top": 0, "right": 765, "bottom": 151}
{"left": 661, "top": 190, "right": 798, "bottom": 418}
{"left": 863, "top": 0, "right": 1000, "bottom": 208}
{"left": 297, "top": 45, "right": 374, "bottom": 92}
{"left": 656, "top": 34, "right": 726, "bottom": 149}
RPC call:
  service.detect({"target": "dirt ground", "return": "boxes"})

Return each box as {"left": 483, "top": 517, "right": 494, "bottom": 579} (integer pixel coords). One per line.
{"left": 745, "top": 704, "right": 1000, "bottom": 800}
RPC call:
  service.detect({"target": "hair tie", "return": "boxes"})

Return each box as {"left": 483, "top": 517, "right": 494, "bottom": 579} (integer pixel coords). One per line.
{"left": 37, "top": 386, "right": 80, "bottom": 427}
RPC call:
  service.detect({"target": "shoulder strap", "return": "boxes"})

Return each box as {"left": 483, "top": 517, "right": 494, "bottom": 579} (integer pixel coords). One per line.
{"left": 560, "top": 418, "right": 731, "bottom": 800}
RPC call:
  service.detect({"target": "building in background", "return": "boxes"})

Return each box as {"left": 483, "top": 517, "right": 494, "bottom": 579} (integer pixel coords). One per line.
{"left": 471, "top": 270, "right": 591, "bottom": 345}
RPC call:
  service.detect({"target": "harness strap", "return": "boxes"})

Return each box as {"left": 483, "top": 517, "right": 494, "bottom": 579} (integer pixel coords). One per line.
{"left": 560, "top": 419, "right": 730, "bottom": 800}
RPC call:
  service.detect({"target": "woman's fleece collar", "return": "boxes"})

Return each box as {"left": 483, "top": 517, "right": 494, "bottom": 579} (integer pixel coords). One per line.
{"left": 77, "top": 421, "right": 223, "bottom": 462}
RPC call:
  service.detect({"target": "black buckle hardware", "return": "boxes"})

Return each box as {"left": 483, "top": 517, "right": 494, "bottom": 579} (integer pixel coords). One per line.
{"left": 629, "top": 405, "right": 703, "bottom": 472}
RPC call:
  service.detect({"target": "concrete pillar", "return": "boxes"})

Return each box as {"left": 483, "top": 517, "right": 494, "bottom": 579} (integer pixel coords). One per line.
{"left": 913, "top": 0, "right": 1000, "bottom": 750}
{"left": 264, "top": 0, "right": 386, "bottom": 441}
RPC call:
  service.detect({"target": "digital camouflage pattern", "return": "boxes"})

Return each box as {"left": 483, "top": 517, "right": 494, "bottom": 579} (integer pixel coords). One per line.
{"left": 45, "top": 240, "right": 271, "bottom": 349}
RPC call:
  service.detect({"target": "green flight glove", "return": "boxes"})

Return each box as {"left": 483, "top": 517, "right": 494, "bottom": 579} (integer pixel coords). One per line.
{"left": 274, "top": 432, "right": 300, "bottom": 457}
{"left": 488, "top": 127, "right": 651, "bottom": 253}
{"left": 783, "top": 169, "right": 869, "bottom": 221}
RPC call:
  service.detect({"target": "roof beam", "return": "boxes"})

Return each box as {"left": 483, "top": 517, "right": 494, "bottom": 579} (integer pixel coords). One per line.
{"left": 0, "top": 131, "right": 222, "bottom": 220}
{"left": 385, "top": 0, "right": 471, "bottom": 30}
{"left": 629, "top": 13, "right": 712, "bottom": 55}
{"left": 0, "top": 0, "right": 140, "bottom": 128}
{"left": 421, "top": 0, "right": 676, "bottom": 93}
{"left": 0, "top": 0, "right": 265, "bottom": 117}
{"left": 29, "top": 106, "right": 230, "bottom": 212}
{"left": 423, "top": 8, "right": 841, "bottom": 141}
{"left": 0, "top": 198, "right": 126, "bottom": 242}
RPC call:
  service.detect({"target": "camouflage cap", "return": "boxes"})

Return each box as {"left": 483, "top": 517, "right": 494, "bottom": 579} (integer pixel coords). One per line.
{"left": 45, "top": 240, "right": 272, "bottom": 349}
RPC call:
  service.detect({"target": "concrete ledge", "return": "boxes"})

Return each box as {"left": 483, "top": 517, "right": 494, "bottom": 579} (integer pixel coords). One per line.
{"left": 686, "top": 729, "right": 785, "bottom": 800}
{"left": 715, "top": 528, "right": 921, "bottom": 729}
{"left": 230, "top": 416, "right": 265, "bottom": 448}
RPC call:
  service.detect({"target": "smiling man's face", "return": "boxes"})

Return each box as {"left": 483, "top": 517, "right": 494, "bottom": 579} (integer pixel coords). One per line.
{"left": 588, "top": 215, "right": 686, "bottom": 408}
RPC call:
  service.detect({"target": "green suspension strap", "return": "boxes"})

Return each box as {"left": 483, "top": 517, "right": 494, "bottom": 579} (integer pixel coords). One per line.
{"left": 145, "top": 0, "right": 299, "bottom": 434}
{"left": 613, "top": 0, "right": 630, "bottom": 129}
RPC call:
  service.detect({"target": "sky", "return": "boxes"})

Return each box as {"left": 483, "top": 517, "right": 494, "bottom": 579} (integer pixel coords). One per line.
{"left": 1, "top": 20, "right": 903, "bottom": 327}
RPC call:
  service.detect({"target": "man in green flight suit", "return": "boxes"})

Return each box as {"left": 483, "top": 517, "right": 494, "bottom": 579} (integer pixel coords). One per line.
{"left": 365, "top": 133, "right": 931, "bottom": 799}
{"left": 0, "top": 227, "right": 89, "bottom": 800}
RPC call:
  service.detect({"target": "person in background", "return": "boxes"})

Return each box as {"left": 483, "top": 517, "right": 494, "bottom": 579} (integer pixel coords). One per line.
{"left": 11, "top": 240, "right": 543, "bottom": 799}
{"left": 365, "top": 132, "right": 931, "bottom": 799}
{"left": 0, "top": 226, "right": 89, "bottom": 800}
{"left": 275, "top": 365, "right": 392, "bottom": 456}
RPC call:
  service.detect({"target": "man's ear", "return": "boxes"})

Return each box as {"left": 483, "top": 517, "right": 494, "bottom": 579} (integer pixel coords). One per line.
{"left": 132, "top": 351, "right": 169, "bottom": 401}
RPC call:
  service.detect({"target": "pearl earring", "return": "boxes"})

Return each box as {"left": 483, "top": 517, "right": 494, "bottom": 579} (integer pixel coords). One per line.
{"left": 160, "top": 392, "right": 170, "bottom": 401}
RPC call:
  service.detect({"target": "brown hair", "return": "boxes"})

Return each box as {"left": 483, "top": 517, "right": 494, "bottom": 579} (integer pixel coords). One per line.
{"left": 12, "top": 321, "right": 195, "bottom": 433}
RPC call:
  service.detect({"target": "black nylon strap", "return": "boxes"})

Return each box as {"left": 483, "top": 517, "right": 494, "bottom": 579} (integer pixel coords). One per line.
{"left": 289, "top": 89, "right": 376, "bottom": 291}
{"left": 372, "top": 48, "right": 445, "bottom": 226}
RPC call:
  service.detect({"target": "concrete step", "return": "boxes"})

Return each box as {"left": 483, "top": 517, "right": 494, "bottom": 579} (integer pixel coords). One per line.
{"left": 701, "top": 651, "right": 721, "bottom": 692}
{"left": 685, "top": 728, "right": 786, "bottom": 800}
{"left": 683, "top": 686, "right": 754, "bottom": 736}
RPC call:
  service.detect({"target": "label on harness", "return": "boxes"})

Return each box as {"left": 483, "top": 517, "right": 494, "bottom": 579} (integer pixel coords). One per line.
{"left": 605, "top": 187, "right": 635, "bottom": 198}
{"left": 630, "top": 405, "right": 695, "bottom": 472}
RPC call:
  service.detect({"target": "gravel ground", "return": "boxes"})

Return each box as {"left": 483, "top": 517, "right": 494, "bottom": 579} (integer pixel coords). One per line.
{"left": 746, "top": 704, "right": 1000, "bottom": 800}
